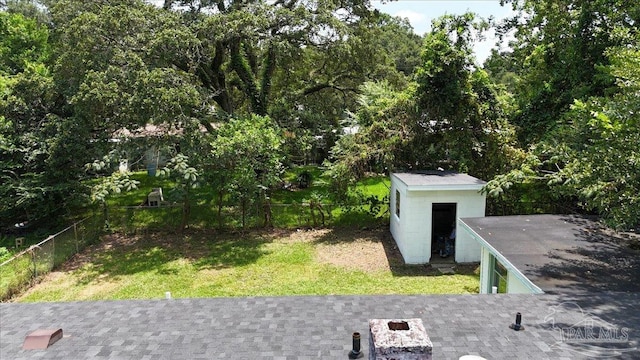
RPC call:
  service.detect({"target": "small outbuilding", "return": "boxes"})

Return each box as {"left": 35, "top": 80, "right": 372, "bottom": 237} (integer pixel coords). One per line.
{"left": 390, "top": 171, "right": 486, "bottom": 264}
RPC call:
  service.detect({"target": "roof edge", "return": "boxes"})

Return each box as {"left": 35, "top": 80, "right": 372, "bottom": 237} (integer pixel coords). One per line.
{"left": 459, "top": 219, "right": 544, "bottom": 294}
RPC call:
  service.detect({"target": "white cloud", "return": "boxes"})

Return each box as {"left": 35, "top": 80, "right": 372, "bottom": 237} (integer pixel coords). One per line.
{"left": 393, "top": 10, "right": 426, "bottom": 25}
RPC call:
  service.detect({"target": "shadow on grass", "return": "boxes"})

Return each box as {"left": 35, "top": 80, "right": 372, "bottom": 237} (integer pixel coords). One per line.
{"left": 74, "top": 230, "right": 272, "bottom": 285}
{"left": 193, "top": 233, "right": 271, "bottom": 270}
{"left": 380, "top": 238, "right": 440, "bottom": 278}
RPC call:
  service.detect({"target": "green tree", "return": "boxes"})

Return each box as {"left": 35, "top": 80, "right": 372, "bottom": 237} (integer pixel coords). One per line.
{"left": 325, "top": 81, "right": 417, "bottom": 198}
{"left": 0, "top": 10, "right": 49, "bottom": 75}
{"left": 487, "top": 46, "right": 640, "bottom": 229}
{"left": 158, "top": 153, "right": 199, "bottom": 231}
{"left": 1, "top": 0, "right": 50, "bottom": 25}
{"left": 157, "top": 0, "right": 384, "bottom": 118}
{"left": 497, "top": 0, "right": 640, "bottom": 144}
{"left": 482, "top": 1, "right": 640, "bottom": 227}
{"left": 208, "top": 115, "right": 284, "bottom": 228}
{"left": 414, "top": 13, "right": 517, "bottom": 178}
{"left": 374, "top": 13, "right": 423, "bottom": 77}
{"left": 0, "top": 11, "right": 87, "bottom": 228}
{"left": 327, "top": 13, "right": 519, "bottom": 201}
{"left": 47, "top": 0, "right": 403, "bottom": 168}
{"left": 48, "top": 1, "right": 207, "bottom": 137}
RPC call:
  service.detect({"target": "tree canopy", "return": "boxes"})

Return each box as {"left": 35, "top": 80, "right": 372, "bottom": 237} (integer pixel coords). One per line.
{"left": 0, "top": 11, "right": 86, "bottom": 228}
{"left": 1, "top": 0, "right": 639, "bottom": 231}
{"left": 483, "top": 0, "right": 640, "bottom": 228}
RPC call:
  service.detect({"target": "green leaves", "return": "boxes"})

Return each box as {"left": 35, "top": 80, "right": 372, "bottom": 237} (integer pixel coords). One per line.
{"left": 0, "top": 11, "right": 87, "bottom": 228}
{"left": 496, "top": 0, "right": 639, "bottom": 144}
{"left": 0, "top": 11, "right": 49, "bottom": 75}
{"left": 53, "top": 2, "right": 205, "bottom": 132}
{"left": 159, "top": 153, "right": 199, "bottom": 188}
{"left": 484, "top": 45, "right": 640, "bottom": 229}
{"left": 553, "top": 50, "right": 640, "bottom": 228}
{"left": 91, "top": 172, "right": 140, "bottom": 203}
{"left": 209, "top": 115, "right": 283, "bottom": 196}
{"left": 413, "top": 13, "right": 518, "bottom": 179}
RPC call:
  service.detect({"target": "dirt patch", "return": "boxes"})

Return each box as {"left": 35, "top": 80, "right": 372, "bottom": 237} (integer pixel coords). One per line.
{"left": 212, "top": 227, "right": 403, "bottom": 273}
{"left": 311, "top": 227, "right": 397, "bottom": 272}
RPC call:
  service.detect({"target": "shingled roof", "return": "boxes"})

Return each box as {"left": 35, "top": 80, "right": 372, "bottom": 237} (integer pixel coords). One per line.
{"left": 2, "top": 293, "right": 639, "bottom": 359}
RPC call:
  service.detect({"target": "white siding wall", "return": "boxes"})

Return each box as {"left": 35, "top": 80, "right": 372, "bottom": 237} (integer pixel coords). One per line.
{"left": 507, "top": 272, "right": 534, "bottom": 294}
{"left": 477, "top": 247, "right": 538, "bottom": 295}
{"left": 389, "top": 177, "right": 407, "bottom": 260}
{"left": 479, "top": 247, "right": 492, "bottom": 294}
{"left": 401, "top": 189, "right": 485, "bottom": 264}
{"left": 456, "top": 202, "right": 486, "bottom": 262}
{"left": 399, "top": 189, "right": 433, "bottom": 263}
{"left": 389, "top": 174, "right": 486, "bottom": 264}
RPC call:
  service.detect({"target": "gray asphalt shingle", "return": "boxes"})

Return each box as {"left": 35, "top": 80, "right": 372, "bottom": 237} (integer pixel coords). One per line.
{"left": 2, "top": 293, "right": 638, "bottom": 359}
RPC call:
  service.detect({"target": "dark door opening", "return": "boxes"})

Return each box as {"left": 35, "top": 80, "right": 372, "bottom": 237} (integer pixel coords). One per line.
{"left": 431, "top": 203, "right": 457, "bottom": 258}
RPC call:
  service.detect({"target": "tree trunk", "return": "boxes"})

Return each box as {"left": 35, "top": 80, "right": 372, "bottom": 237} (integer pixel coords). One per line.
{"left": 241, "top": 199, "right": 246, "bottom": 228}
{"left": 216, "top": 190, "right": 224, "bottom": 230}
{"left": 180, "top": 191, "right": 191, "bottom": 233}
{"left": 263, "top": 196, "right": 273, "bottom": 228}
{"left": 162, "top": 0, "right": 174, "bottom": 10}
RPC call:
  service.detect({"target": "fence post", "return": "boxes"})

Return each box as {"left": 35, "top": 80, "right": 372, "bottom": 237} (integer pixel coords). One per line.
{"left": 74, "top": 222, "right": 79, "bottom": 254}
{"left": 52, "top": 235, "right": 55, "bottom": 270}
{"left": 31, "top": 247, "right": 37, "bottom": 282}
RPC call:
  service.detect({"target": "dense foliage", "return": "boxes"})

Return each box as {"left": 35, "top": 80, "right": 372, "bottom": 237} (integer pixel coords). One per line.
{"left": 483, "top": 0, "right": 640, "bottom": 228}
{"left": 0, "top": 0, "right": 638, "bottom": 231}
{"left": 0, "top": 10, "right": 87, "bottom": 229}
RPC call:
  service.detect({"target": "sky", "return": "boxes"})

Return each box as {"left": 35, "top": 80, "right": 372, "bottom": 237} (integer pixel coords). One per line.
{"left": 373, "top": 0, "right": 516, "bottom": 63}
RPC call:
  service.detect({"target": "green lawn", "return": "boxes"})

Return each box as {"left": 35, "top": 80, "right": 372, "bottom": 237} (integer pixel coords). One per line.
{"left": 113, "top": 165, "right": 390, "bottom": 207}
{"left": 16, "top": 229, "right": 479, "bottom": 302}
{"left": 104, "top": 165, "right": 391, "bottom": 229}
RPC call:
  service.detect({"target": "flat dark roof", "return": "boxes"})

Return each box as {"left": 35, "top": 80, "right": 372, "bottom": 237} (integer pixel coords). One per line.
{"left": 393, "top": 171, "right": 486, "bottom": 187}
{"left": 462, "top": 215, "right": 640, "bottom": 294}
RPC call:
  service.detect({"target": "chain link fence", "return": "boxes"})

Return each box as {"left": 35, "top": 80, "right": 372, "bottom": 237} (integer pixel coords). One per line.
{"left": 0, "top": 200, "right": 387, "bottom": 300}
{"left": 0, "top": 215, "right": 103, "bottom": 301}
{"left": 106, "top": 201, "right": 389, "bottom": 233}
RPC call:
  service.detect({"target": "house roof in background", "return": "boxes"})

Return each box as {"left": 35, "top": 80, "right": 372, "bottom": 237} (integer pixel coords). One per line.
{"left": 461, "top": 215, "right": 640, "bottom": 294}
{"left": 113, "top": 122, "right": 215, "bottom": 139}
{"left": 113, "top": 123, "right": 183, "bottom": 138}
{"left": 2, "top": 293, "right": 639, "bottom": 359}
{"left": 392, "top": 171, "right": 486, "bottom": 191}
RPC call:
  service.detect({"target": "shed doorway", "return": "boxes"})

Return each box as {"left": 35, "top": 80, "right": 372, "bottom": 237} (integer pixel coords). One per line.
{"left": 431, "top": 203, "right": 457, "bottom": 258}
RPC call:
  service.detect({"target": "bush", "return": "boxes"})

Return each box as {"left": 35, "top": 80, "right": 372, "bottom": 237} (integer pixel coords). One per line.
{"left": 0, "top": 247, "right": 11, "bottom": 263}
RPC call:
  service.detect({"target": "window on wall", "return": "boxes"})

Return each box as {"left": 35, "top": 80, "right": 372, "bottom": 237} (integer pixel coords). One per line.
{"left": 395, "top": 190, "right": 400, "bottom": 218}
{"left": 491, "top": 255, "right": 508, "bottom": 293}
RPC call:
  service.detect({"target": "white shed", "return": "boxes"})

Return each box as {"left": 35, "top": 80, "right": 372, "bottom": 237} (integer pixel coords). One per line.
{"left": 390, "top": 171, "right": 486, "bottom": 264}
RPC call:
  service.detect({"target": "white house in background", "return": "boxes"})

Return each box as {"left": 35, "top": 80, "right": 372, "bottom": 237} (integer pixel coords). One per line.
{"left": 389, "top": 171, "right": 486, "bottom": 264}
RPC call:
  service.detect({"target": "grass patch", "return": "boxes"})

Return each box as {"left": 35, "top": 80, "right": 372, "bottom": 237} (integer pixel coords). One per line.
{"left": 353, "top": 175, "right": 390, "bottom": 198}
{"left": 104, "top": 165, "right": 391, "bottom": 229}
{"left": 15, "top": 228, "right": 479, "bottom": 302}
